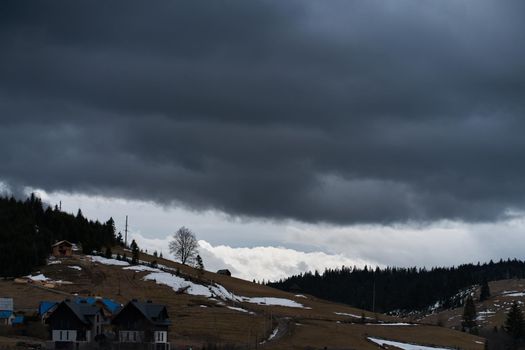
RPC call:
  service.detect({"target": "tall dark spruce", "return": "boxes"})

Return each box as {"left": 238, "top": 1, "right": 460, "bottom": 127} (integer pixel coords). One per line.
{"left": 505, "top": 301, "right": 525, "bottom": 341}
{"left": 461, "top": 295, "right": 477, "bottom": 333}
{"left": 130, "top": 239, "right": 140, "bottom": 265}
{"left": 479, "top": 276, "right": 491, "bottom": 302}
{"left": 0, "top": 194, "right": 116, "bottom": 277}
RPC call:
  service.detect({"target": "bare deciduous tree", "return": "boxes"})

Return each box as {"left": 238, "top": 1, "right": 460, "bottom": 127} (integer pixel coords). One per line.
{"left": 169, "top": 226, "right": 199, "bottom": 265}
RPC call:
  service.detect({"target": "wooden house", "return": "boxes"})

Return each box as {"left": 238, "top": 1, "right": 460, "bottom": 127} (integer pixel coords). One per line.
{"left": 112, "top": 300, "right": 170, "bottom": 350}
{"left": 216, "top": 269, "right": 231, "bottom": 276}
{"left": 51, "top": 240, "right": 73, "bottom": 257}
{"left": 46, "top": 300, "right": 104, "bottom": 349}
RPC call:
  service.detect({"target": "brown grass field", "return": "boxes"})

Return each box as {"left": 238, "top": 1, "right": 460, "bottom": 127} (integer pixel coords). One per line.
{"left": 0, "top": 248, "right": 485, "bottom": 349}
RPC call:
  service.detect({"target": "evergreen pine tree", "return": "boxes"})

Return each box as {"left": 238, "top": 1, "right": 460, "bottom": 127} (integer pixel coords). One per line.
{"left": 130, "top": 240, "right": 139, "bottom": 265}
{"left": 479, "top": 277, "right": 491, "bottom": 301}
{"left": 160, "top": 252, "right": 163, "bottom": 259}
{"left": 461, "top": 295, "right": 477, "bottom": 332}
{"left": 104, "top": 246, "right": 112, "bottom": 259}
{"left": 505, "top": 301, "right": 525, "bottom": 340}
{"left": 196, "top": 254, "right": 204, "bottom": 277}
{"left": 153, "top": 250, "right": 158, "bottom": 258}
{"left": 116, "top": 232, "right": 123, "bottom": 246}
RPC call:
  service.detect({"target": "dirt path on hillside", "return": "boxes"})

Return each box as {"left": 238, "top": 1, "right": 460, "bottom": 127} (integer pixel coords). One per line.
{"left": 261, "top": 317, "right": 292, "bottom": 346}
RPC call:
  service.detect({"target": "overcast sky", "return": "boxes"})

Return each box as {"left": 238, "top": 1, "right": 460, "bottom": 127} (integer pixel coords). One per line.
{"left": 1, "top": 1, "right": 525, "bottom": 281}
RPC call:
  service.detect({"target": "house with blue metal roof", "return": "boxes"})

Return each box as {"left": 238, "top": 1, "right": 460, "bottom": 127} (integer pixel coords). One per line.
{"left": 74, "top": 297, "right": 122, "bottom": 317}
{"left": 38, "top": 301, "right": 59, "bottom": 321}
{"left": 0, "top": 298, "right": 15, "bottom": 326}
{"left": 12, "top": 315, "right": 24, "bottom": 326}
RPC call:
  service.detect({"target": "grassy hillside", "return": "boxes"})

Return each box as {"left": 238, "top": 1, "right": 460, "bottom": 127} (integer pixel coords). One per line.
{"left": 0, "top": 248, "right": 485, "bottom": 350}
{"left": 416, "top": 279, "right": 525, "bottom": 349}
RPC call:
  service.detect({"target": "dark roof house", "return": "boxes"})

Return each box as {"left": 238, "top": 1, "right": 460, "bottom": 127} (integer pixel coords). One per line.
{"left": 112, "top": 300, "right": 170, "bottom": 350}
{"left": 46, "top": 300, "right": 105, "bottom": 348}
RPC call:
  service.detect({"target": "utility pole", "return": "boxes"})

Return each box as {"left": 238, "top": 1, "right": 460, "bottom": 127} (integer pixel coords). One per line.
{"left": 59, "top": 201, "right": 62, "bottom": 211}
{"left": 372, "top": 278, "right": 376, "bottom": 313}
{"left": 124, "top": 215, "right": 128, "bottom": 247}
{"left": 372, "top": 270, "right": 376, "bottom": 314}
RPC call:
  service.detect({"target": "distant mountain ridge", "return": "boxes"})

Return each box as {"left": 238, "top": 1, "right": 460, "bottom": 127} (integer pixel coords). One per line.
{"left": 269, "top": 258, "right": 525, "bottom": 313}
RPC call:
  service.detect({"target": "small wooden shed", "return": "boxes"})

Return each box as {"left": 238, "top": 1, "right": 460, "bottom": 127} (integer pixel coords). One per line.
{"left": 51, "top": 240, "right": 73, "bottom": 257}
{"left": 216, "top": 269, "right": 231, "bottom": 276}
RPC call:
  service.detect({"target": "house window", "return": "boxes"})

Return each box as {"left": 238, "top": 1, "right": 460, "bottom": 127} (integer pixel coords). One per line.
{"left": 60, "top": 331, "right": 63, "bottom": 341}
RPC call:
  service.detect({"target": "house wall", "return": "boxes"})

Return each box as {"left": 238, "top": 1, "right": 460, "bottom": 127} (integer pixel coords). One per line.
{"left": 153, "top": 331, "right": 167, "bottom": 343}
{"left": 91, "top": 313, "right": 103, "bottom": 341}
{"left": 52, "top": 245, "right": 72, "bottom": 257}
{"left": 113, "top": 304, "right": 169, "bottom": 344}
{"left": 0, "top": 316, "right": 14, "bottom": 326}
{"left": 119, "top": 331, "right": 145, "bottom": 343}
{"left": 52, "top": 330, "right": 77, "bottom": 342}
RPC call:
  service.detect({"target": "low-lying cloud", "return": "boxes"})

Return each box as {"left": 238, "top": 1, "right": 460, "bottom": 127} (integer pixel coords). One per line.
{"left": 130, "top": 233, "right": 370, "bottom": 282}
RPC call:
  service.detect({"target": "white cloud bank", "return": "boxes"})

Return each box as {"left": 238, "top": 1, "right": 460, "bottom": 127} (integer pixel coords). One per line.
{"left": 130, "top": 232, "right": 371, "bottom": 281}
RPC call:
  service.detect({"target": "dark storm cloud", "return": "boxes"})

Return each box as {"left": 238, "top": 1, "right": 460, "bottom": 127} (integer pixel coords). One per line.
{"left": 1, "top": 0, "right": 525, "bottom": 224}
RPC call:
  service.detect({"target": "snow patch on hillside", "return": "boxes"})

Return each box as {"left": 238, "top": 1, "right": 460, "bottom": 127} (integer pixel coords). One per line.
{"left": 504, "top": 292, "right": 525, "bottom": 297}
{"left": 227, "top": 306, "right": 254, "bottom": 314}
{"left": 27, "top": 274, "right": 49, "bottom": 281}
{"left": 88, "top": 256, "right": 129, "bottom": 266}
{"left": 68, "top": 266, "right": 82, "bottom": 271}
{"left": 368, "top": 337, "right": 453, "bottom": 350}
{"left": 241, "top": 297, "right": 304, "bottom": 308}
{"left": 335, "top": 312, "right": 360, "bottom": 318}
{"left": 141, "top": 270, "right": 306, "bottom": 308}
{"left": 366, "top": 322, "right": 415, "bottom": 326}
{"left": 123, "top": 265, "right": 160, "bottom": 272}
{"left": 260, "top": 326, "right": 279, "bottom": 344}
{"left": 144, "top": 272, "right": 212, "bottom": 297}
{"left": 25, "top": 274, "right": 72, "bottom": 284}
